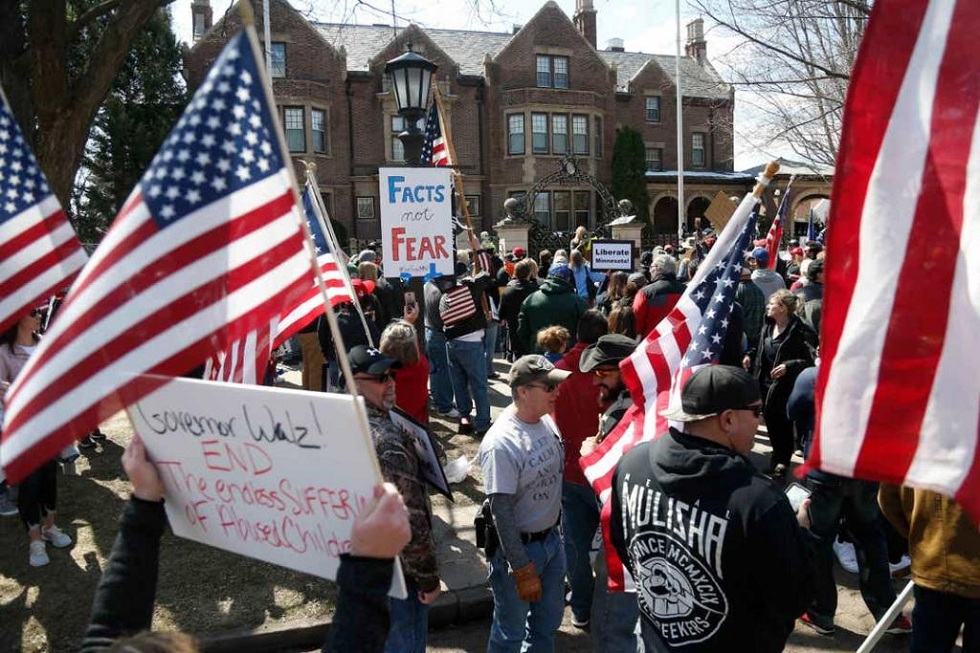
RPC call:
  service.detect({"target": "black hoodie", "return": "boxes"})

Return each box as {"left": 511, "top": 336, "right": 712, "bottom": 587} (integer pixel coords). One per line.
{"left": 609, "top": 429, "right": 814, "bottom": 652}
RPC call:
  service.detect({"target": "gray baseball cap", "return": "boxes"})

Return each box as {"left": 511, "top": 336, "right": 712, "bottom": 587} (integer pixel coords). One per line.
{"left": 508, "top": 355, "right": 572, "bottom": 388}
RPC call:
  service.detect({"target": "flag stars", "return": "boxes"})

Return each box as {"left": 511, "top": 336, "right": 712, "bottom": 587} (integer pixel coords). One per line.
{"left": 160, "top": 205, "right": 176, "bottom": 220}
{"left": 257, "top": 158, "right": 270, "bottom": 172}
{"left": 186, "top": 189, "right": 201, "bottom": 204}
{"left": 236, "top": 86, "right": 250, "bottom": 102}
{"left": 235, "top": 165, "right": 251, "bottom": 181}
{"left": 211, "top": 177, "right": 227, "bottom": 192}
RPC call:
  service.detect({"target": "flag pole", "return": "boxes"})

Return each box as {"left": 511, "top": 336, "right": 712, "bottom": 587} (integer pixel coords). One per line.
{"left": 432, "top": 84, "right": 475, "bottom": 235}
{"left": 675, "top": 0, "right": 685, "bottom": 241}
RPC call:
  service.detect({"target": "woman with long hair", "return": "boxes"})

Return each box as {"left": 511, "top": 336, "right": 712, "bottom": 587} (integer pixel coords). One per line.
{"left": 0, "top": 307, "right": 73, "bottom": 566}
{"left": 379, "top": 306, "right": 429, "bottom": 425}
{"left": 597, "top": 271, "right": 629, "bottom": 317}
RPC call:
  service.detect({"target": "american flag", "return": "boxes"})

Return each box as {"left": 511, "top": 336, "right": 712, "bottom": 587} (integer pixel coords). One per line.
{"left": 581, "top": 193, "right": 760, "bottom": 591}
{"left": 763, "top": 181, "right": 792, "bottom": 270}
{"left": 0, "top": 29, "right": 313, "bottom": 482}
{"left": 203, "top": 318, "right": 276, "bottom": 384}
{"left": 420, "top": 102, "right": 451, "bottom": 167}
{"left": 811, "top": 0, "right": 980, "bottom": 523}
{"left": 0, "top": 91, "right": 87, "bottom": 334}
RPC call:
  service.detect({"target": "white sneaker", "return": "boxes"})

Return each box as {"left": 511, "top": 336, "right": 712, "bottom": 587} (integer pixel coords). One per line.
{"left": 41, "top": 525, "right": 72, "bottom": 548}
{"left": 29, "top": 540, "right": 49, "bottom": 567}
{"left": 437, "top": 408, "right": 461, "bottom": 419}
{"left": 833, "top": 539, "right": 859, "bottom": 573}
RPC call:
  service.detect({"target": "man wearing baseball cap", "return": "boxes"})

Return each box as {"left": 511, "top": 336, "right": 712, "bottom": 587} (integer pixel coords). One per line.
{"left": 477, "top": 355, "right": 571, "bottom": 651}
{"left": 609, "top": 365, "right": 814, "bottom": 651}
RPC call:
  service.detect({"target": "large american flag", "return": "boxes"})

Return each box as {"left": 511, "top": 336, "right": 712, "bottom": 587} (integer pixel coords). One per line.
{"left": 581, "top": 193, "right": 760, "bottom": 591}
{"left": 811, "top": 0, "right": 980, "bottom": 523}
{"left": 763, "top": 180, "right": 792, "bottom": 270}
{"left": 420, "top": 102, "right": 451, "bottom": 167}
{"left": 0, "top": 29, "right": 313, "bottom": 482}
{"left": 0, "top": 91, "right": 87, "bottom": 334}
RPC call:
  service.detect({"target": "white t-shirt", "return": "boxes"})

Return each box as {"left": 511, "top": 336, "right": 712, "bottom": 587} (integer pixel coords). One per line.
{"left": 477, "top": 407, "right": 563, "bottom": 533}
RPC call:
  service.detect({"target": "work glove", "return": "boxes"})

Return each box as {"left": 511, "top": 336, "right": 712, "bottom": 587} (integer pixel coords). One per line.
{"left": 511, "top": 562, "right": 542, "bottom": 602}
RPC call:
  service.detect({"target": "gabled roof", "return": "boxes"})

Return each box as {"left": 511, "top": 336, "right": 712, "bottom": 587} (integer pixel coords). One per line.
{"left": 600, "top": 50, "right": 730, "bottom": 100}
{"left": 315, "top": 23, "right": 511, "bottom": 76}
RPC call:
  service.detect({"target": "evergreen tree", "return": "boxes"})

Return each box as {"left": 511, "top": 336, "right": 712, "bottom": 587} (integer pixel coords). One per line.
{"left": 73, "top": 9, "right": 187, "bottom": 243}
{"left": 610, "top": 126, "right": 651, "bottom": 225}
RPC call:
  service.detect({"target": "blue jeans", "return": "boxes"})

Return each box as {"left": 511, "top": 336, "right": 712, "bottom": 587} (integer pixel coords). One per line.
{"left": 484, "top": 320, "right": 500, "bottom": 375}
{"left": 425, "top": 328, "right": 454, "bottom": 413}
{"left": 911, "top": 585, "right": 980, "bottom": 652}
{"left": 804, "top": 475, "right": 895, "bottom": 625}
{"left": 562, "top": 481, "right": 599, "bottom": 622}
{"left": 447, "top": 337, "right": 490, "bottom": 430}
{"left": 385, "top": 582, "right": 428, "bottom": 653}
{"left": 591, "top": 552, "right": 642, "bottom": 653}
{"left": 487, "top": 530, "right": 566, "bottom": 653}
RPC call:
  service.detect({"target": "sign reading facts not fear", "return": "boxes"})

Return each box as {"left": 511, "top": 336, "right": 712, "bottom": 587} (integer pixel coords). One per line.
{"left": 379, "top": 167, "right": 454, "bottom": 278}
{"left": 126, "top": 376, "right": 407, "bottom": 598}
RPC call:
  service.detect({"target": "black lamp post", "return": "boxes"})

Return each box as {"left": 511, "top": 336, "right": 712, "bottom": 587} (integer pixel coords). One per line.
{"left": 385, "top": 46, "right": 437, "bottom": 167}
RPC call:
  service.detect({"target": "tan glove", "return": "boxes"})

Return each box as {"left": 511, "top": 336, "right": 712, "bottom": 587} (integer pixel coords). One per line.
{"left": 511, "top": 562, "right": 542, "bottom": 602}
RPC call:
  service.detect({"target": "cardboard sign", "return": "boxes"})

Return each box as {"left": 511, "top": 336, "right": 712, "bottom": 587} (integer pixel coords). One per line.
{"left": 126, "top": 376, "right": 407, "bottom": 598}
{"left": 590, "top": 240, "right": 635, "bottom": 271}
{"left": 379, "top": 167, "right": 454, "bottom": 278}
{"left": 703, "top": 191, "right": 738, "bottom": 232}
{"left": 389, "top": 407, "right": 453, "bottom": 501}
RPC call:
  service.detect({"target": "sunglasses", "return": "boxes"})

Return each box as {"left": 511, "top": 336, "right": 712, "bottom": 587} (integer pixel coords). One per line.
{"left": 739, "top": 405, "right": 764, "bottom": 417}
{"left": 525, "top": 382, "right": 558, "bottom": 393}
{"left": 356, "top": 372, "right": 396, "bottom": 384}
{"left": 593, "top": 368, "right": 619, "bottom": 378}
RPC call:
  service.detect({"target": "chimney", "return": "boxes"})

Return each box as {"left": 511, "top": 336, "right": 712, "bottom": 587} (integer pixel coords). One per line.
{"left": 605, "top": 38, "right": 625, "bottom": 53}
{"left": 573, "top": 0, "right": 597, "bottom": 49}
{"left": 512, "top": 23, "right": 523, "bottom": 35}
{"left": 685, "top": 18, "right": 707, "bottom": 65}
{"left": 191, "top": 0, "right": 213, "bottom": 43}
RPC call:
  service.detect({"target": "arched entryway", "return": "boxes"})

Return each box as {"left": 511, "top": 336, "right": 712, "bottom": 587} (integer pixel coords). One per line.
{"left": 652, "top": 196, "right": 679, "bottom": 234}
{"left": 686, "top": 196, "right": 712, "bottom": 233}
{"left": 792, "top": 194, "right": 831, "bottom": 238}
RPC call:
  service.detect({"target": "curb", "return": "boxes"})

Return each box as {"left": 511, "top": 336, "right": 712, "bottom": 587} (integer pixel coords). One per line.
{"left": 197, "top": 585, "right": 494, "bottom": 652}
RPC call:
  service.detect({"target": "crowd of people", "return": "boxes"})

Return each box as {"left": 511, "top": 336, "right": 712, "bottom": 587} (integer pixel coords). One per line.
{"left": 2, "top": 222, "right": 977, "bottom": 653}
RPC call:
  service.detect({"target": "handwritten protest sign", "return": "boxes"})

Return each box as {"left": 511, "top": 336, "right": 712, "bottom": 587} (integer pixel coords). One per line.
{"left": 390, "top": 407, "right": 452, "bottom": 501}
{"left": 379, "top": 167, "right": 454, "bottom": 277}
{"left": 126, "top": 376, "right": 407, "bottom": 598}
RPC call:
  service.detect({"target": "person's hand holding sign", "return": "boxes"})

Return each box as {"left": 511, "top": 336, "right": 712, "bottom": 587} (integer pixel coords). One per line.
{"left": 350, "top": 483, "right": 411, "bottom": 559}
{"left": 122, "top": 435, "right": 165, "bottom": 502}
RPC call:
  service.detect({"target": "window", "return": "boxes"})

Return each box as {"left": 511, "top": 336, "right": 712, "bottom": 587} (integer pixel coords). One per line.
{"left": 284, "top": 107, "right": 305, "bottom": 152}
{"left": 554, "top": 191, "right": 571, "bottom": 232}
{"left": 270, "top": 42, "right": 286, "bottom": 78}
{"left": 391, "top": 115, "right": 425, "bottom": 162}
{"left": 572, "top": 115, "right": 589, "bottom": 155}
{"left": 646, "top": 96, "right": 661, "bottom": 122}
{"left": 692, "top": 132, "right": 706, "bottom": 167}
{"left": 551, "top": 114, "right": 568, "bottom": 155}
{"left": 574, "top": 191, "right": 591, "bottom": 226}
{"left": 464, "top": 195, "right": 481, "bottom": 217}
{"left": 311, "top": 109, "right": 326, "bottom": 154}
{"left": 193, "top": 13, "right": 206, "bottom": 40}
{"left": 532, "top": 113, "right": 548, "bottom": 154}
{"left": 646, "top": 147, "right": 663, "bottom": 171}
{"left": 508, "top": 114, "right": 525, "bottom": 155}
{"left": 356, "top": 197, "right": 375, "bottom": 220}
{"left": 533, "top": 191, "right": 551, "bottom": 226}
{"left": 536, "top": 55, "right": 569, "bottom": 89}
{"left": 594, "top": 116, "right": 603, "bottom": 158}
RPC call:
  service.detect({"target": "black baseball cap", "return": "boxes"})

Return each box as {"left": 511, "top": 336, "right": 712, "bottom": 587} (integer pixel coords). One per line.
{"left": 579, "top": 334, "right": 637, "bottom": 372}
{"left": 348, "top": 345, "right": 402, "bottom": 376}
{"left": 660, "top": 365, "right": 761, "bottom": 422}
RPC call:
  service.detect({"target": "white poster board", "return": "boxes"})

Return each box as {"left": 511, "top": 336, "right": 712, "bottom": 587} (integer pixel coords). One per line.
{"left": 126, "top": 376, "right": 406, "bottom": 598}
{"left": 379, "top": 167, "right": 454, "bottom": 277}
{"left": 590, "top": 240, "right": 635, "bottom": 271}
{"left": 390, "top": 407, "right": 452, "bottom": 501}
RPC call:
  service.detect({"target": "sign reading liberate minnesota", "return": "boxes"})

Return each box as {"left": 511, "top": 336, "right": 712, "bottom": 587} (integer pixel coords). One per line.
{"left": 126, "top": 376, "right": 407, "bottom": 598}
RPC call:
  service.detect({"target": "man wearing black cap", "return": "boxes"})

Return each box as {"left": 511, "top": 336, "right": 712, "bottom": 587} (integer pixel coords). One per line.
{"left": 348, "top": 345, "right": 440, "bottom": 652}
{"left": 609, "top": 365, "right": 814, "bottom": 652}
{"left": 477, "top": 355, "right": 571, "bottom": 652}
{"left": 578, "top": 334, "right": 643, "bottom": 651}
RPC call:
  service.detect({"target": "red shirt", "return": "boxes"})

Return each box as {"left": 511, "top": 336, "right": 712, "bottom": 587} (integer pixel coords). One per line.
{"left": 395, "top": 354, "right": 430, "bottom": 426}
{"left": 553, "top": 342, "right": 604, "bottom": 486}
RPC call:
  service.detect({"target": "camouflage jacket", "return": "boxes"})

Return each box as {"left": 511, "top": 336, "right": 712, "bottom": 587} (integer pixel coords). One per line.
{"left": 365, "top": 403, "right": 439, "bottom": 591}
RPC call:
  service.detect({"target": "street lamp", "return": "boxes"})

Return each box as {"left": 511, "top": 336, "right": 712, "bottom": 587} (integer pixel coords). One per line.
{"left": 385, "top": 46, "right": 437, "bottom": 167}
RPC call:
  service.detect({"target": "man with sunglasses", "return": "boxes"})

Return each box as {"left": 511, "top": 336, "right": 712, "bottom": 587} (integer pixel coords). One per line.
{"left": 348, "top": 345, "right": 440, "bottom": 653}
{"left": 477, "top": 354, "right": 571, "bottom": 652}
{"left": 609, "top": 365, "right": 814, "bottom": 652}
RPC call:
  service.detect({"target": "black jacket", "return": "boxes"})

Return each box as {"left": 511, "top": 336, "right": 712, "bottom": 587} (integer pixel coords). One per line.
{"left": 498, "top": 279, "right": 538, "bottom": 355}
{"left": 610, "top": 430, "right": 814, "bottom": 652}
{"left": 748, "top": 315, "right": 817, "bottom": 405}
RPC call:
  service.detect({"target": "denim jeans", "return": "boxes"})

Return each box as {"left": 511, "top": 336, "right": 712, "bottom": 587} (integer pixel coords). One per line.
{"left": 447, "top": 337, "right": 490, "bottom": 430}
{"left": 911, "top": 584, "right": 980, "bottom": 653}
{"left": 487, "top": 530, "right": 566, "bottom": 653}
{"left": 385, "top": 582, "right": 429, "bottom": 653}
{"left": 562, "top": 481, "right": 599, "bottom": 622}
{"left": 804, "top": 475, "right": 896, "bottom": 625}
{"left": 484, "top": 320, "right": 500, "bottom": 375}
{"left": 425, "top": 328, "right": 454, "bottom": 413}
{"left": 591, "top": 551, "right": 642, "bottom": 653}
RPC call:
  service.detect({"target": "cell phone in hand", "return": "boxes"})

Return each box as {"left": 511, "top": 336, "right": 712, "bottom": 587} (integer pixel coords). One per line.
{"left": 404, "top": 291, "right": 416, "bottom": 309}
{"left": 784, "top": 482, "right": 811, "bottom": 512}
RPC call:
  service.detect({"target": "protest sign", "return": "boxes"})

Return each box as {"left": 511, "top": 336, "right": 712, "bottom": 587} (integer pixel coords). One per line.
{"left": 390, "top": 407, "right": 453, "bottom": 501}
{"left": 590, "top": 240, "right": 635, "bottom": 271}
{"left": 126, "top": 376, "right": 406, "bottom": 598}
{"left": 379, "top": 167, "right": 454, "bottom": 277}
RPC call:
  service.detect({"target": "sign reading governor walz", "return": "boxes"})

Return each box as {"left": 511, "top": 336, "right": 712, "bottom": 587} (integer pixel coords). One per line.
{"left": 126, "top": 376, "right": 407, "bottom": 598}
{"left": 379, "top": 167, "right": 454, "bottom": 278}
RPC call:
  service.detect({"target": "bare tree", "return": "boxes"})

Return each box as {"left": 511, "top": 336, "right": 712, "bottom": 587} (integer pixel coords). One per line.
{"left": 692, "top": 0, "right": 870, "bottom": 167}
